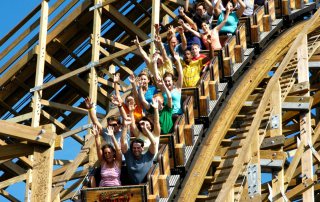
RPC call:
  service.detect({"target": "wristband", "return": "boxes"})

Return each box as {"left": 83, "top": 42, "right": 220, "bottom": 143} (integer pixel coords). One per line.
{"left": 88, "top": 107, "right": 95, "bottom": 112}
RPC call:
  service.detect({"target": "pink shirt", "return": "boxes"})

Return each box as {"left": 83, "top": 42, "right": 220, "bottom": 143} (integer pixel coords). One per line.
{"left": 99, "top": 161, "right": 121, "bottom": 187}
{"left": 201, "top": 29, "right": 222, "bottom": 50}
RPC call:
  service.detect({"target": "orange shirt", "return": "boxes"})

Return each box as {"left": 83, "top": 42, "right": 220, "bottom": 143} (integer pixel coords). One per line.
{"left": 123, "top": 104, "right": 143, "bottom": 121}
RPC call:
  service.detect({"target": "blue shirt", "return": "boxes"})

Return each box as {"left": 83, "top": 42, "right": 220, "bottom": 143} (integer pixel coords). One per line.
{"left": 143, "top": 85, "right": 158, "bottom": 104}
{"left": 124, "top": 150, "right": 155, "bottom": 184}
{"left": 217, "top": 11, "right": 239, "bottom": 34}
{"left": 163, "top": 88, "right": 183, "bottom": 115}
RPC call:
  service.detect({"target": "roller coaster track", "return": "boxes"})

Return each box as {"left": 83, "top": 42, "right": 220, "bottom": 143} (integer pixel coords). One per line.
{"left": 178, "top": 8, "right": 320, "bottom": 202}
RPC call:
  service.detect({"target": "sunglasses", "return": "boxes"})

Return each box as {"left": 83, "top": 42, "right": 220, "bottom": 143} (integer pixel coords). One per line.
{"left": 109, "top": 123, "right": 119, "bottom": 127}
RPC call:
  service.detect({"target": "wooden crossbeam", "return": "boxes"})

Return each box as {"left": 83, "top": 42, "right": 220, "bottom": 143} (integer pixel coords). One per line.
{"left": 40, "top": 99, "right": 90, "bottom": 116}
{"left": 102, "top": 4, "right": 148, "bottom": 40}
{"left": 0, "top": 139, "right": 32, "bottom": 168}
{"left": 0, "top": 121, "right": 56, "bottom": 146}
{"left": 41, "top": 110, "right": 84, "bottom": 145}
{"left": 0, "top": 143, "right": 34, "bottom": 161}
{"left": 0, "top": 189, "right": 20, "bottom": 202}
{"left": 286, "top": 178, "right": 315, "bottom": 199}
{"left": 6, "top": 112, "right": 33, "bottom": 123}
{"left": 0, "top": 173, "right": 27, "bottom": 189}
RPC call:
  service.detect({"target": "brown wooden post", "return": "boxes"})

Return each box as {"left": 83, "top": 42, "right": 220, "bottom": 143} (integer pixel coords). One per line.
{"left": 297, "top": 34, "right": 314, "bottom": 201}
{"left": 270, "top": 81, "right": 284, "bottom": 202}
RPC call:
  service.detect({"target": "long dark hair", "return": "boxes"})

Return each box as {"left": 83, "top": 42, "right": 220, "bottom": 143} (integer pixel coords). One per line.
{"left": 101, "top": 144, "right": 116, "bottom": 160}
{"left": 136, "top": 116, "right": 154, "bottom": 133}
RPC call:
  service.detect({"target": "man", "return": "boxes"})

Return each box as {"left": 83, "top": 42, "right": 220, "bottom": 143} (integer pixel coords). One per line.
{"left": 180, "top": 36, "right": 214, "bottom": 87}
{"left": 192, "top": 1, "right": 213, "bottom": 30}
{"left": 121, "top": 121, "right": 157, "bottom": 184}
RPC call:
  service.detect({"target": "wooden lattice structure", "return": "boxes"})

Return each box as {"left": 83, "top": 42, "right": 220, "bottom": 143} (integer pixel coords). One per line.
{"left": 0, "top": 0, "right": 320, "bottom": 201}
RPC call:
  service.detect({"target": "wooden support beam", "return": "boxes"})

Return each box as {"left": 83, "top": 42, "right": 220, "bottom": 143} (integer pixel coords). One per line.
{"left": 260, "top": 136, "right": 285, "bottom": 149}
{"left": 286, "top": 178, "right": 315, "bottom": 199}
{"left": 60, "top": 124, "right": 92, "bottom": 139}
{"left": 0, "top": 173, "right": 28, "bottom": 190}
{"left": 6, "top": 112, "right": 33, "bottom": 123}
{"left": 297, "top": 34, "right": 314, "bottom": 201}
{"left": 150, "top": 0, "right": 160, "bottom": 55}
{"left": 288, "top": 81, "right": 310, "bottom": 95}
{"left": 102, "top": 5, "right": 148, "bottom": 40}
{"left": 0, "top": 143, "right": 34, "bottom": 160}
{"left": 41, "top": 110, "right": 84, "bottom": 145}
{"left": 0, "top": 121, "right": 56, "bottom": 146}
{"left": 43, "top": 52, "right": 107, "bottom": 107}
{"left": 160, "top": 3, "right": 177, "bottom": 20}
{"left": 40, "top": 99, "right": 90, "bottom": 116}
{"left": 282, "top": 96, "right": 313, "bottom": 110}
{"left": 0, "top": 139, "right": 32, "bottom": 168}
{"left": 51, "top": 136, "right": 94, "bottom": 199}
{"left": 0, "top": 189, "right": 20, "bottom": 202}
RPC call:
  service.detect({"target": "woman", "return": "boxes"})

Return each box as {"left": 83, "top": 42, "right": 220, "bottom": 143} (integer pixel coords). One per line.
{"left": 162, "top": 52, "right": 184, "bottom": 115}
{"left": 179, "top": 5, "right": 230, "bottom": 50}
{"left": 214, "top": 0, "right": 246, "bottom": 35}
{"left": 91, "top": 124, "right": 123, "bottom": 187}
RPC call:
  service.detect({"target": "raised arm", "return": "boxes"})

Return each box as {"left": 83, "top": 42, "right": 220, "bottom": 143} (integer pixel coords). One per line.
{"left": 92, "top": 125, "right": 103, "bottom": 162}
{"left": 177, "top": 26, "right": 187, "bottom": 51}
{"left": 121, "top": 117, "right": 131, "bottom": 154}
{"left": 155, "top": 35, "right": 170, "bottom": 62}
{"left": 150, "top": 97, "right": 161, "bottom": 137}
{"left": 128, "top": 74, "right": 141, "bottom": 106}
{"left": 134, "top": 36, "right": 151, "bottom": 66}
{"left": 235, "top": 0, "right": 246, "bottom": 18}
{"left": 204, "top": 0, "right": 214, "bottom": 15}
{"left": 141, "top": 123, "right": 157, "bottom": 155}
{"left": 111, "top": 95, "right": 127, "bottom": 120}
{"left": 215, "top": 4, "right": 231, "bottom": 31}
{"left": 128, "top": 101, "right": 140, "bottom": 138}
{"left": 214, "top": 0, "right": 222, "bottom": 17}
{"left": 178, "top": 6, "right": 198, "bottom": 31}
{"left": 202, "top": 35, "right": 215, "bottom": 65}
{"left": 156, "top": 78, "right": 172, "bottom": 109}
{"left": 139, "top": 86, "right": 151, "bottom": 110}
{"left": 106, "top": 126, "right": 122, "bottom": 165}
{"left": 179, "top": 19, "right": 201, "bottom": 38}
{"left": 173, "top": 53, "right": 184, "bottom": 89}
{"left": 85, "top": 97, "right": 102, "bottom": 131}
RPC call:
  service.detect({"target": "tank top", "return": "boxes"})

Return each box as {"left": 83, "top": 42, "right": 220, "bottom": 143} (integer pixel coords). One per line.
{"left": 201, "top": 29, "right": 222, "bottom": 50}
{"left": 99, "top": 161, "right": 121, "bottom": 187}
{"left": 163, "top": 88, "right": 183, "bottom": 115}
{"left": 217, "top": 11, "right": 239, "bottom": 34}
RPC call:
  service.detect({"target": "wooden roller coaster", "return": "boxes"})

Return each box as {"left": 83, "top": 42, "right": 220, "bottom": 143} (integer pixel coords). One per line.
{"left": 0, "top": 0, "right": 319, "bottom": 202}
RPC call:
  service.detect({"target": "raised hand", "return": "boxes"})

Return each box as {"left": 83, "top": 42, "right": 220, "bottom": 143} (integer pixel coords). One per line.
{"left": 154, "top": 24, "right": 160, "bottom": 33}
{"left": 113, "top": 73, "right": 120, "bottom": 83}
{"left": 111, "top": 95, "right": 123, "bottom": 107}
{"left": 173, "top": 52, "right": 180, "bottom": 61}
{"left": 123, "top": 117, "right": 132, "bottom": 126}
{"left": 85, "top": 97, "right": 94, "bottom": 109}
{"left": 106, "top": 126, "right": 114, "bottom": 137}
{"left": 150, "top": 97, "right": 159, "bottom": 109}
{"left": 128, "top": 100, "right": 136, "bottom": 112}
{"left": 152, "top": 52, "right": 160, "bottom": 63}
{"left": 91, "top": 124, "right": 100, "bottom": 137}
{"left": 129, "top": 74, "right": 136, "bottom": 84}
{"left": 177, "top": 26, "right": 184, "bottom": 34}
{"left": 178, "top": 6, "right": 185, "bottom": 16}
{"left": 133, "top": 35, "right": 140, "bottom": 46}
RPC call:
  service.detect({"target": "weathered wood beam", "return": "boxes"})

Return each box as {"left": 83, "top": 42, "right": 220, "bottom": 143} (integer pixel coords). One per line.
{"left": 0, "top": 139, "right": 32, "bottom": 168}
{"left": 43, "top": 52, "right": 107, "bottom": 106}
{"left": 0, "top": 143, "right": 34, "bottom": 160}
{"left": 0, "top": 173, "right": 28, "bottom": 189}
{"left": 40, "top": 99, "right": 89, "bottom": 116}
{"left": 286, "top": 178, "right": 315, "bottom": 200}
{"left": 41, "top": 110, "right": 84, "bottom": 145}
{"left": 0, "top": 189, "right": 20, "bottom": 202}
{"left": 6, "top": 112, "right": 33, "bottom": 123}
{"left": 0, "top": 121, "right": 56, "bottom": 146}
{"left": 102, "top": 4, "right": 148, "bottom": 40}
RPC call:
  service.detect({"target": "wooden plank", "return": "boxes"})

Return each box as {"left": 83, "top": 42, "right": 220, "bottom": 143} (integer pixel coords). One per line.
{"left": 40, "top": 99, "right": 89, "bottom": 115}
{"left": 286, "top": 178, "right": 315, "bottom": 199}
{"left": 297, "top": 34, "right": 314, "bottom": 201}
{"left": 0, "top": 173, "right": 28, "bottom": 189}
{"left": 0, "top": 189, "right": 20, "bottom": 202}
{"left": 43, "top": 52, "right": 107, "bottom": 107}
{"left": 0, "top": 143, "right": 34, "bottom": 160}
{"left": 0, "top": 121, "right": 56, "bottom": 146}
{"left": 6, "top": 112, "right": 33, "bottom": 123}
{"left": 102, "top": 4, "right": 148, "bottom": 40}
{"left": 150, "top": 0, "right": 160, "bottom": 55}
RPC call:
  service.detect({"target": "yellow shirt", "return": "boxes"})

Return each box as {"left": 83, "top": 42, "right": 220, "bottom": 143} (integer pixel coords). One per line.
{"left": 147, "top": 59, "right": 173, "bottom": 78}
{"left": 181, "top": 59, "right": 203, "bottom": 87}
